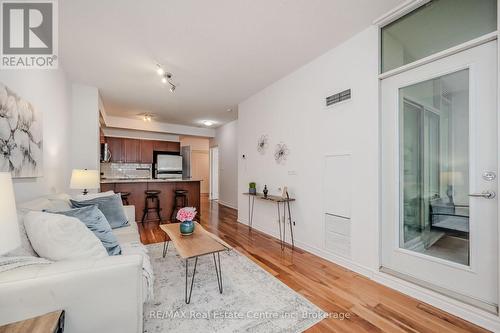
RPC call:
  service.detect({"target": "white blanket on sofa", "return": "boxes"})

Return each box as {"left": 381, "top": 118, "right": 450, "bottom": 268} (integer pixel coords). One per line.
{"left": 121, "top": 241, "right": 154, "bottom": 302}
{"left": 0, "top": 256, "right": 52, "bottom": 273}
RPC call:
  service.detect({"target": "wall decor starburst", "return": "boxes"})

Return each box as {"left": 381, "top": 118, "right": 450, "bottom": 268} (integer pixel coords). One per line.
{"left": 257, "top": 135, "right": 269, "bottom": 154}
{"left": 274, "top": 142, "right": 289, "bottom": 164}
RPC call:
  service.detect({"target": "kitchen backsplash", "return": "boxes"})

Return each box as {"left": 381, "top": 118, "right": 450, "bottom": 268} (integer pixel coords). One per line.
{"left": 101, "top": 163, "right": 152, "bottom": 179}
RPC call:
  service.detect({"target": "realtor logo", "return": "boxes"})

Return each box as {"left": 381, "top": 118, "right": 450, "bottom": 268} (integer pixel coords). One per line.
{"left": 1, "top": 0, "right": 58, "bottom": 69}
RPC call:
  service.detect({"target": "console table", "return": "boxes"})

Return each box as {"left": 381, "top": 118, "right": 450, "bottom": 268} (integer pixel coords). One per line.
{"left": 243, "top": 192, "right": 295, "bottom": 250}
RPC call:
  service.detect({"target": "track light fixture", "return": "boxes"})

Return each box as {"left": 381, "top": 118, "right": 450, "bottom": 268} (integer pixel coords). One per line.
{"left": 156, "top": 64, "right": 177, "bottom": 93}
{"left": 140, "top": 113, "right": 153, "bottom": 122}
{"left": 156, "top": 64, "right": 165, "bottom": 76}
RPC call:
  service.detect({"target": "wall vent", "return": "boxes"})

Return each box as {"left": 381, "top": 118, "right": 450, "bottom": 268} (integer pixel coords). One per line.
{"left": 326, "top": 89, "right": 351, "bottom": 107}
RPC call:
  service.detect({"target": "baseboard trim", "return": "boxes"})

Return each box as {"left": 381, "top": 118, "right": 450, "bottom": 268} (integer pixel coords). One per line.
{"left": 235, "top": 218, "right": 500, "bottom": 331}
{"left": 218, "top": 201, "right": 238, "bottom": 210}
{"left": 373, "top": 271, "right": 500, "bottom": 332}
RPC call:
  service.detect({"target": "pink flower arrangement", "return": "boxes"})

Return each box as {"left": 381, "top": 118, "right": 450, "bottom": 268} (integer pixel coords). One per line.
{"left": 176, "top": 207, "right": 197, "bottom": 222}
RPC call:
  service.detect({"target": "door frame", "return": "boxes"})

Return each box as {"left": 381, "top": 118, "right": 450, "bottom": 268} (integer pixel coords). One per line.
{"left": 374, "top": 0, "right": 500, "bottom": 327}
{"left": 209, "top": 146, "right": 219, "bottom": 201}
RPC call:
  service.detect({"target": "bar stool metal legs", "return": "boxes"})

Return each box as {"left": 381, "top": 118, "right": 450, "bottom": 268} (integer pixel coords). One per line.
{"left": 171, "top": 190, "right": 189, "bottom": 222}
{"left": 141, "top": 190, "right": 162, "bottom": 223}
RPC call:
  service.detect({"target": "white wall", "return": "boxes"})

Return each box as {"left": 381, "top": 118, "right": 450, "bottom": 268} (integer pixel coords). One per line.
{"left": 1, "top": 69, "right": 72, "bottom": 202}
{"left": 212, "top": 120, "right": 238, "bottom": 209}
{"left": 71, "top": 85, "right": 100, "bottom": 171}
{"left": 237, "top": 27, "right": 380, "bottom": 271}
{"left": 180, "top": 136, "right": 209, "bottom": 150}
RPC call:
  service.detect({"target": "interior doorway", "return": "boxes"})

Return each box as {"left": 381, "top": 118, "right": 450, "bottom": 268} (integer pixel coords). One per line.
{"left": 210, "top": 146, "right": 219, "bottom": 201}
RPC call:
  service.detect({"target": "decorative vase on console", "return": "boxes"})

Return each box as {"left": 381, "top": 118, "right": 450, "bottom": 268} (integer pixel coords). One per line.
{"left": 177, "top": 207, "right": 197, "bottom": 236}
{"left": 263, "top": 185, "right": 268, "bottom": 198}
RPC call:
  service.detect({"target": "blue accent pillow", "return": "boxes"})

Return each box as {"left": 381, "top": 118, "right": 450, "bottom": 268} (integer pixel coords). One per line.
{"left": 70, "top": 194, "right": 129, "bottom": 229}
{"left": 54, "top": 205, "right": 121, "bottom": 255}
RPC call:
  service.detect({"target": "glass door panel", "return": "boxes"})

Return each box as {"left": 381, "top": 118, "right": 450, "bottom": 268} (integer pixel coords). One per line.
{"left": 399, "top": 69, "right": 470, "bottom": 265}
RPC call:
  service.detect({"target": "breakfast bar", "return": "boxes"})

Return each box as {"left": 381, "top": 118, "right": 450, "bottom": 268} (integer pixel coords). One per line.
{"left": 101, "top": 179, "right": 202, "bottom": 222}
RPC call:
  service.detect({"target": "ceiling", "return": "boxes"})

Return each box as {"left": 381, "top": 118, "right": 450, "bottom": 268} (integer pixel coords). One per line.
{"left": 60, "top": 0, "right": 403, "bottom": 128}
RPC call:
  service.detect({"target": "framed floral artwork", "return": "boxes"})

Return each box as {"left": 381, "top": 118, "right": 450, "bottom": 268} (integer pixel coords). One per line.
{"left": 0, "top": 83, "right": 43, "bottom": 178}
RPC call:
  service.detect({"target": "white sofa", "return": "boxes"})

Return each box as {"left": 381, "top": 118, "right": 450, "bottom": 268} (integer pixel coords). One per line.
{"left": 0, "top": 195, "right": 147, "bottom": 333}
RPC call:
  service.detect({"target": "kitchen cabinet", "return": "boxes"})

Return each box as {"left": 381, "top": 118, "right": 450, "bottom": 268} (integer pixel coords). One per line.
{"left": 153, "top": 140, "right": 169, "bottom": 152}
{"left": 123, "top": 138, "right": 141, "bottom": 163}
{"left": 100, "top": 183, "right": 115, "bottom": 193}
{"left": 153, "top": 140, "right": 180, "bottom": 153}
{"left": 168, "top": 141, "right": 181, "bottom": 152}
{"left": 100, "top": 180, "right": 201, "bottom": 222}
{"left": 140, "top": 140, "right": 154, "bottom": 164}
{"left": 114, "top": 182, "right": 148, "bottom": 221}
{"left": 106, "top": 137, "right": 124, "bottom": 163}
{"left": 104, "top": 137, "right": 179, "bottom": 163}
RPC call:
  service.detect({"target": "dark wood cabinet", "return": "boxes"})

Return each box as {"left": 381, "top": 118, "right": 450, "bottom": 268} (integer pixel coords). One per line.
{"left": 153, "top": 140, "right": 169, "bottom": 152}
{"left": 146, "top": 182, "right": 176, "bottom": 221}
{"left": 100, "top": 180, "right": 201, "bottom": 222}
{"left": 104, "top": 137, "right": 179, "bottom": 164}
{"left": 100, "top": 183, "right": 115, "bottom": 193}
{"left": 175, "top": 181, "right": 201, "bottom": 218}
{"left": 168, "top": 141, "right": 181, "bottom": 152}
{"left": 114, "top": 182, "right": 148, "bottom": 222}
{"left": 123, "top": 138, "right": 141, "bottom": 163}
{"left": 140, "top": 140, "right": 154, "bottom": 164}
{"left": 106, "top": 137, "right": 124, "bottom": 163}
{"left": 153, "top": 140, "right": 180, "bottom": 153}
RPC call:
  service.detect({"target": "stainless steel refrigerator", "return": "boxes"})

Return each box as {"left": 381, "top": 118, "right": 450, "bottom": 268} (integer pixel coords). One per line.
{"left": 155, "top": 154, "right": 183, "bottom": 179}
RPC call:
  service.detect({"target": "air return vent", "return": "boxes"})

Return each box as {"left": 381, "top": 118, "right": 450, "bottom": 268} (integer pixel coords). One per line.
{"left": 326, "top": 89, "right": 351, "bottom": 107}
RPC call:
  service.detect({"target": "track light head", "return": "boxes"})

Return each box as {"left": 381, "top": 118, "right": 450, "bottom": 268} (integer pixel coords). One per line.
{"left": 156, "top": 64, "right": 165, "bottom": 76}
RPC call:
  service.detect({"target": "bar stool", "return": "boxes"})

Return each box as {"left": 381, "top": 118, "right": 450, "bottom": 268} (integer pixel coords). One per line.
{"left": 142, "top": 190, "right": 162, "bottom": 223}
{"left": 120, "top": 192, "right": 131, "bottom": 205}
{"left": 171, "top": 189, "right": 189, "bottom": 222}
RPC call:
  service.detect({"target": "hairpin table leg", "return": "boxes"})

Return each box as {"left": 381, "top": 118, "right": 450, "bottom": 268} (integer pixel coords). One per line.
{"left": 213, "top": 252, "right": 223, "bottom": 293}
{"left": 286, "top": 200, "right": 295, "bottom": 249}
{"left": 248, "top": 195, "right": 255, "bottom": 230}
{"left": 185, "top": 257, "right": 198, "bottom": 304}
{"left": 162, "top": 240, "right": 169, "bottom": 258}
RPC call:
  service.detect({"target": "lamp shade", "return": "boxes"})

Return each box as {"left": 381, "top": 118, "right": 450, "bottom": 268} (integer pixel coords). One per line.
{"left": 70, "top": 169, "right": 100, "bottom": 190}
{"left": 0, "top": 172, "right": 20, "bottom": 255}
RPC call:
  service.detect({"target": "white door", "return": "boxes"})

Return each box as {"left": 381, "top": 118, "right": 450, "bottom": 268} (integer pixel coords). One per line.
{"left": 381, "top": 41, "right": 498, "bottom": 311}
{"left": 210, "top": 147, "right": 219, "bottom": 200}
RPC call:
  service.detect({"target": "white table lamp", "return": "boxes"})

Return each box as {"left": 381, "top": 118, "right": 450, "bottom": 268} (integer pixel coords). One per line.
{"left": 70, "top": 169, "right": 100, "bottom": 195}
{"left": 0, "top": 172, "right": 20, "bottom": 255}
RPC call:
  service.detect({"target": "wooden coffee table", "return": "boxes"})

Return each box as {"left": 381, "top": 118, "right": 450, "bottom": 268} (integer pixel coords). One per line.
{"left": 160, "top": 222, "right": 232, "bottom": 304}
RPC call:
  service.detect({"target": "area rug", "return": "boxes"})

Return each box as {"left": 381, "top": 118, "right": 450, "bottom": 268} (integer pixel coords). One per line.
{"left": 144, "top": 243, "right": 326, "bottom": 333}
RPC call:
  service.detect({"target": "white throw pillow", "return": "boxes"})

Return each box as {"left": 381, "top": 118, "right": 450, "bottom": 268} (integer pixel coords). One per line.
{"left": 17, "top": 198, "right": 52, "bottom": 212}
{"left": 72, "top": 190, "right": 115, "bottom": 202}
{"left": 46, "top": 193, "right": 72, "bottom": 211}
{"left": 24, "top": 211, "right": 108, "bottom": 261}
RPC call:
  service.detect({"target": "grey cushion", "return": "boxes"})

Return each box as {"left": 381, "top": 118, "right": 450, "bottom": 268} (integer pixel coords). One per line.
{"left": 54, "top": 205, "right": 121, "bottom": 255}
{"left": 70, "top": 194, "right": 129, "bottom": 229}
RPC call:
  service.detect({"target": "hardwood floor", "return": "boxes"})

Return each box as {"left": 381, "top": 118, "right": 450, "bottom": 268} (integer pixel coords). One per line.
{"left": 137, "top": 195, "right": 490, "bottom": 333}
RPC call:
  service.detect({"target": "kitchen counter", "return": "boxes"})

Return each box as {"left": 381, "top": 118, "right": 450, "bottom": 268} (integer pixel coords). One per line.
{"left": 101, "top": 179, "right": 201, "bottom": 222}
{"left": 100, "top": 178, "right": 202, "bottom": 184}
